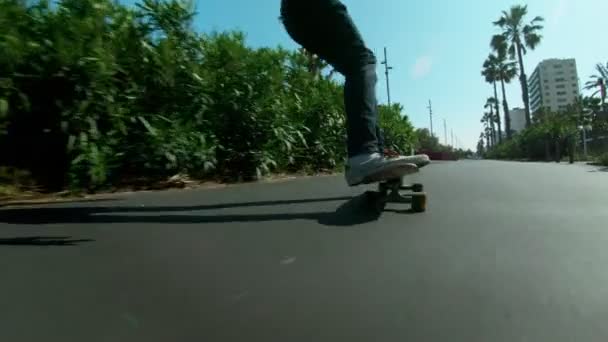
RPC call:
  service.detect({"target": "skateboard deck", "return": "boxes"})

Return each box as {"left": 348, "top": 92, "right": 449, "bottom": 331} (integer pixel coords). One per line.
{"left": 359, "top": 163, "right": 419, "bottom": 185}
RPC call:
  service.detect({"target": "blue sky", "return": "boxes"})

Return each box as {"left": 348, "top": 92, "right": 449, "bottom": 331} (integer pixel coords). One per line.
{"left": 124, "top": 0, "right": 607, "bottom": 149}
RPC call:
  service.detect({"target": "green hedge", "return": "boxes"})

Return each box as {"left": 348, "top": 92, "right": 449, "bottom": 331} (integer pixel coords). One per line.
{"left": 0, "top": 0, "right": 416, "bottom": 190}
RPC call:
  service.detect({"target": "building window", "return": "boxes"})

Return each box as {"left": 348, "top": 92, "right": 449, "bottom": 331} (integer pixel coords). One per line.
{"left": 557, "top": 91, "right": 567, "bottom": 95}
{"left": 558, "top": 98, "right": 568, "bottom": 103}
{"left": 555, "top": 78, "right": 565, "bottom": 82}
{"left": 556, "top": 84, "right": 565, "bottom": 89}
{"left": 553, "top": 64, "right": 563, "bottom": 68}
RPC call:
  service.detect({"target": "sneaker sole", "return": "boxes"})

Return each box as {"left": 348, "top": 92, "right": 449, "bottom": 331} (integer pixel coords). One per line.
{"left": 351, "top": 163, "right": 419, "bottom": 186}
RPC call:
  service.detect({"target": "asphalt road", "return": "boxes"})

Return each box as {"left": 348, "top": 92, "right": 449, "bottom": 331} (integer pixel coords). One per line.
{"left": 2, "top": 160, "right": 608, "bottom": 342}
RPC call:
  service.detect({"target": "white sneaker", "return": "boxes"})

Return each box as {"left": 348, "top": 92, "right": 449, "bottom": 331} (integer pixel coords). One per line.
{"left": 402, "top": 154, "right": 431, "bottom": 168}
{"left": 345, "top": 152, "right": 420, "bottom": 186}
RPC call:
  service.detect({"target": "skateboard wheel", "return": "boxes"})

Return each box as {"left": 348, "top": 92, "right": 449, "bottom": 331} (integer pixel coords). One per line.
{"left": 411, "top": 194, "right": 427, "bottom": 213}
{"left": 412, "top": 183, "right": 424, "bottom": 192}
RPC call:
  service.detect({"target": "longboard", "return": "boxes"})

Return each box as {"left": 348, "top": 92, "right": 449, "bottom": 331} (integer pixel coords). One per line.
{"left": 358, "top": 163, "right": 419, "bottom": 185}
{"left": 364, "top": 168, "right": 427, "bottom": 214}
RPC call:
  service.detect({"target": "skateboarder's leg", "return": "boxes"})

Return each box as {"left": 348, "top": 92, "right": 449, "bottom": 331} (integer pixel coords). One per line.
{"left": 280, "top": 0, "right": 429, "bottom": 185}
{"left": 280, "top": 0, "right": 379, "bottom": 158}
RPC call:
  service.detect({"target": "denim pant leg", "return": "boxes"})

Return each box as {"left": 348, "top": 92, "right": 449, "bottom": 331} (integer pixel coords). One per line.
{"left": 280, "top": 0, "right": 380, "bottom": 158}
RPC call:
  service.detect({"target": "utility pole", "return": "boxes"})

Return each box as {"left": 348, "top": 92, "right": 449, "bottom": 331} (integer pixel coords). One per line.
{"left": 428, "top": 100, "right": 434, "bottom": 137}
{"left": 381, "top": 47, "right": 393, "bottom": 107}
{"left": 451, "top": 129, "right": 454, "bottom": 148}
{"left": 443, "top": 119, "right": 448, "bottom": 145}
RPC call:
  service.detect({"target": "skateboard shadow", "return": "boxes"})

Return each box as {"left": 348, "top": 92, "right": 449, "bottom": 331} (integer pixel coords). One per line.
{"left": 0, "top": 195, "right": 384, "bottom": 227}
{"left": 0, "top": 236, "right": 94, "bottom": 246}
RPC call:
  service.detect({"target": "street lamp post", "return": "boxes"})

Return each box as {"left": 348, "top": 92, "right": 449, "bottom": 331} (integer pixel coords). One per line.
{"left": 579, "top": 125, "right": 592, "bottom": 160}
{"left": 381, "top": 47, "right": 393, "bottom": 107}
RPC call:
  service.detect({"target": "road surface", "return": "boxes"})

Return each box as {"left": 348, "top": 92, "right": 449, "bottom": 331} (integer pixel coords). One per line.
{"left": 1, "top": 160, "right": 608, "bottom": 342}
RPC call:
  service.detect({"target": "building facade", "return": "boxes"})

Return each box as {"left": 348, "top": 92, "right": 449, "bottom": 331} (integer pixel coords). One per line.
{"left": 509, "top": 107, "right": 526, "bottom": 133}
{"left": 529, "top": 58, "right": 580, "bottom": 114}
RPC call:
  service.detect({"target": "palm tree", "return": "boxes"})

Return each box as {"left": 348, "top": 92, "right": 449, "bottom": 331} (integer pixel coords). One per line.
{"left": 484, "top": 97, "right": 498, "bottom": 144}
{"left": 477, "top": 133, "right": 486, "bottom": 156}
{"left": 482, "top": 56, "right": 503, "bottom": 144}
{"left": 492, "top": 5, "right": 544, "bottom": 128}
{"left": 484, "top": 126, "right": 492, "bottom": 150}
{"left": 484, "top": 53, "right": 517, "bottom": 139}
{"left": 584, "top": 62, "right": 607, "bottom": 110}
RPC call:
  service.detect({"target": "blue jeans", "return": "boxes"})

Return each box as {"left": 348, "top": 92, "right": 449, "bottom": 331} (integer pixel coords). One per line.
{"left": 280, "top": 0, "right": 383, "bottom": 158}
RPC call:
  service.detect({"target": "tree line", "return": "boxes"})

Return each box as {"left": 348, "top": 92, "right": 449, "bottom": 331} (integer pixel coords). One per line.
{"left": 477, "top": 5, "right": 608, "bottom": 164}
{"left": 0, "top": 0, "right": 425, "bottom": 192}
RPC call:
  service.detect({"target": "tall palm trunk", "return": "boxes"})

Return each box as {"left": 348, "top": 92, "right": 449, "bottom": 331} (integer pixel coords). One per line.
{"left": 516, "top": 42, "right": 531, "bottom": 127}
{"left": 493, "top": 81, "right": 503, "bottom": 144}
{"left": 500, "top": 79, "right": 512, "bottom": 139}
{"left": 489, "top": 108, "right": 496, "bottom": 146}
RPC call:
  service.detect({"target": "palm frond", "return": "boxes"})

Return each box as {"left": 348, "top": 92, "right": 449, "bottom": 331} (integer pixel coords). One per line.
{"left": 486, "top": 97, "right": 497, "bottom": 105}
{"left": 524, "top": 31, "right": 542, "bottom": 50}
{"left": 584, "top": 62, "right": 608, "bottom": 91}
{"left": 500, "top": 61, "right": 518, "bottom": 83}
{"left": 584, "top": 78, "right": 599, "bottom": 91}
{"left": 524, "top": 24, "right": 544, "bottom": 33}
{"left": 493, "top": 14, "right": 508, "bottom": 28}
{"left": 491, "top": 34, "right": 508, "bottom": 56}
{"left": 530, "top": 16, "right": 544, "bottom": 24}
{"left": 595, "top": 62, "right": 608, "bottom": 79}
{"left": 481, "top": 54, "right": 500, "bottom": 83}
{"left": 510, "top": 5, "right": 528, "bottom": 21}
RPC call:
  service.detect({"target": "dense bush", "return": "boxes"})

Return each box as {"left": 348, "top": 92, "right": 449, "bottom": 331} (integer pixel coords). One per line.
{"left": 484, "top": 99, "right": 606, "bottom": 161}
{"left": 0, "top": 0, "right": 416, "bottom": 191}
{"left": 598, "top": 153, "right": 608, "bottom": 166}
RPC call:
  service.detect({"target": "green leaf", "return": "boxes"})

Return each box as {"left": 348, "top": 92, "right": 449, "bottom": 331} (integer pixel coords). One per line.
{"left": 67, "top": 135, "right": 76, "bottom": 152}
{"left": 0, "top": 99, "right": 8, "bottom": 117}
{"left": 165, "top": 152, "right": 177, "bottom": 163}
{"left": 138, "top": 116, "right": 157, "bottom": 136}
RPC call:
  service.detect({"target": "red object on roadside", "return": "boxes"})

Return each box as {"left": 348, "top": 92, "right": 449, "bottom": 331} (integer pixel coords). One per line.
{"left": 416, "top": 149, "right": 458, "bottom": 161}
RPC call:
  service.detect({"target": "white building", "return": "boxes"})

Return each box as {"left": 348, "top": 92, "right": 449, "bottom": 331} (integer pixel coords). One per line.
{"left": 509, "top": 107, "right": 526, "bottom": 133}
{"left": 529, "top": 58, "right": 581, "bottom": 114}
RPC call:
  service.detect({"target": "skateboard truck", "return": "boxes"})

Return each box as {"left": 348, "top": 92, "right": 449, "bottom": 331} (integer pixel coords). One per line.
{"left": 365, "top": 177, "right": 427, "bottom": 213}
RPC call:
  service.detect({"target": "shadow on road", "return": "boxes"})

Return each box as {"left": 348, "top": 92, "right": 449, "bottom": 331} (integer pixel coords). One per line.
{"left": 588, "top": 167, "right": 608, "bottom": 173}
{"left": 0, "top": 197, "right": 117, "bottom": 208}
{"left": 0, "top": 236, "right": 94, "bottom": 246}
{"left": 0, "top": 195, "right": 386, "bottom": 227}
